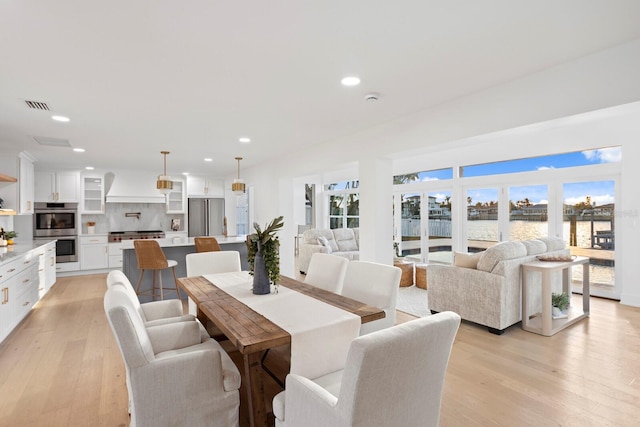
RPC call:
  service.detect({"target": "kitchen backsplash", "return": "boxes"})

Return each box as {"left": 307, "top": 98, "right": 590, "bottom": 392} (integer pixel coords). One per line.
{"left": 81, "top": 203, "right": 185, "bottom": 234}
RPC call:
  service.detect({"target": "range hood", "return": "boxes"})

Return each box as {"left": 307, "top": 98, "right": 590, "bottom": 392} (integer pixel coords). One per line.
{"left": 105, "top": 171, "right": 167, "bottom": 204}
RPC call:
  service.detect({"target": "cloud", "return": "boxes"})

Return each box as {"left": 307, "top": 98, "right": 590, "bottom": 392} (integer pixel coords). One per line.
{"left": 537, "top": 166, "right": 555, "bottom": 170}
{"left": 420, "top": 176, "right": 440, "bottom": 182}
{"left": 582, "top": 147, "right": 621, "bottom": 163}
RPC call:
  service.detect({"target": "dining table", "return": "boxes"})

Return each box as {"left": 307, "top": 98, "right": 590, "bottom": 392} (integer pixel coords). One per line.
{"left": 177, "top": 272, "right": 385, "bottom": 427}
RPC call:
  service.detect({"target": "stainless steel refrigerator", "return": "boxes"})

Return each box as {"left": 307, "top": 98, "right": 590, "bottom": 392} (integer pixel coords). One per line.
{"left": 187, "top": 198, "right": 225, "bottom": 237}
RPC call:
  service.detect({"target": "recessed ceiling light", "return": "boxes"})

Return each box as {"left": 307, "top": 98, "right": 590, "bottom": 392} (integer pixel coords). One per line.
{"left": 341, "top": 76, "right": 360, "bottom": 86}
{"left": 85, "top": 166, "right": 94, "bottom": 170}
{"left": 73, "top": 148, "right": 85, "bottom": 152}
{"left": 204, "top": 158, "right": 213, "bottom": 162}
{"left": 182, "top": 172, "right": 189, "bottom": 176}
{"left": 239, "top": 137, "right": 251, "bottom": 143}
{"left": 51, "top": 115, "right": 70, "bottom": 122}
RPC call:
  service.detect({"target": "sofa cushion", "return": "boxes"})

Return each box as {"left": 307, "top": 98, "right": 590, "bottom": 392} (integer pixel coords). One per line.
{"left": 333, "top": 228, "right": 358, "bottom": 251}
{"left": 522, "top": 239, "right": 547, "bottom": 256}
{"left": 303, "top": 229, "right": 339, "bottom": 252}
{"left": 538, "top": 236, "right": 566, "bottom": 251}
{"left": 352, "top": 228, "right": 360, "bottom": 245}
{"left": 477, "top": 241, "right": 527, "bottom": 273}
{"left": 317, "top": 236, "right": 333, "bottom": 253}
{"left": 453, "top": 251, "right": 482, "bottom": 269}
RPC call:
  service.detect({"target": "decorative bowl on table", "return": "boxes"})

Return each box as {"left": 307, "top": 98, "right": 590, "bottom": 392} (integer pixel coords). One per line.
{"left": 536, "top": 255, "right": 577, "bottom": 262}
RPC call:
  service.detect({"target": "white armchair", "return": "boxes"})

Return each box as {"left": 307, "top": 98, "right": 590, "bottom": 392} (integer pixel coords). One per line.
{"left": 272, "top": 312, "right": 461, "bottom": 427}
{"left": 340, "top": 261, "right": 401, "bottom": 335}
{"left": 104, "top": 285, "right": 241, "bottom": 427}
{"left": 106, "top": 269, "right": 194, "bottom": 327}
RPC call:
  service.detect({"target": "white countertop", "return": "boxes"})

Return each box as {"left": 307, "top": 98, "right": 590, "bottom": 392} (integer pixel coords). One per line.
{"left": 119, "top": 235, "right": 247, "bottom": 250}
{"left": 0, "top": 240, "right": 56, "bottom": 264}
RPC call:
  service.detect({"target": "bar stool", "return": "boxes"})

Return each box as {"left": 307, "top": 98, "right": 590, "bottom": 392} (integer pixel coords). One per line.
{"left": 194, "top": 236, "right": 221, "bottom": 252}
{"left": 133, "top": 240, "right": 180, "bottom": 301}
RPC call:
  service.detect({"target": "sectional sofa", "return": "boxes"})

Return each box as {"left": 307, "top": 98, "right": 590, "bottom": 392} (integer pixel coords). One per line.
{"left": 298, "top": 228, "right": 360, "bottom": 274}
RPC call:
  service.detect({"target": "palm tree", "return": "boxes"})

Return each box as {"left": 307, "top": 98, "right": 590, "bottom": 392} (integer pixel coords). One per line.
{"left": 393, "top": 173, "right": 419, "bottom": 185}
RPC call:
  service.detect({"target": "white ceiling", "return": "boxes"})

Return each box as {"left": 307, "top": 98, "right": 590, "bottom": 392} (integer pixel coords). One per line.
{"left": 2, "top": 1, "right": 640, "bottom": 178}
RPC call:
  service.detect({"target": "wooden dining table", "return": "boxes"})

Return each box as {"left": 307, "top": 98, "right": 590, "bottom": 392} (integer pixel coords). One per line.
{"left": 177, "top": 274, "right": 385, "bottom": 427}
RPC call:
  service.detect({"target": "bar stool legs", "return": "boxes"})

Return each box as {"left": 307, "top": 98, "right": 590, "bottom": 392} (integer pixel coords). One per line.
{"left": 135, "top": 264, "right": 180, "bottom": 301}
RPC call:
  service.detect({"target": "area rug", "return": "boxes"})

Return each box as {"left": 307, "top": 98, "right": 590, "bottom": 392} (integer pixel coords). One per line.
{"left": 396, "top": 286, "right": 430, "bottom": 317}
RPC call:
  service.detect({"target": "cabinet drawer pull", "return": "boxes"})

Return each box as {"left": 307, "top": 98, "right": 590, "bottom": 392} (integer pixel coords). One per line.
{"left": 2, "top": 288, "right": 8, "bottom": 304}
{"left": 22, "top": 278, "right": 30, "bottom": 284}
{"left": 23, "top": 301, "right": 30, "bottom": 306}
{"left": 7, "top": 268, "right": 15, "bottom": 273}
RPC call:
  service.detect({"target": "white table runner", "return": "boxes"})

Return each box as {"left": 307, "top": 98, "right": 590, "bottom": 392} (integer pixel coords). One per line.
{"left": 203, "top": 271, "right": 360, "bottom": 379}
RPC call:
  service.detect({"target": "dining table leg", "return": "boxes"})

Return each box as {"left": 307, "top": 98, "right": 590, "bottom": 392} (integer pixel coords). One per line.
{"left": 244, "top": 351, "right": 268, "bottom": 427}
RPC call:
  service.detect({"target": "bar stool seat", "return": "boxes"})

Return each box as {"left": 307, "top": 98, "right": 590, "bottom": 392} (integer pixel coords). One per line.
{"left": 133, "top": 240, "right": 180, "bottom": 301}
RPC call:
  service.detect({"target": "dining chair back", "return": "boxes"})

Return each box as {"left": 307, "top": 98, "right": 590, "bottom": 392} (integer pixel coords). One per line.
{"left": 273, "top": 311, "right": 461, "bottom": 427}
{"left": 106, "top": 270, "right": 193, "bottom": 326}
{"left": 133, "top": 240, "right": 180, "bottom": 301}
{"left": 304, "top": 253, "right": 349, "bottom": 293}
{"left": 340, "top": 261, "right": 401, "bottom": 334}
{"left": 194, "top": 236, "right": 222, "bottom": 252}
{"left": 185, "top": 250, "right": 242, "bottom": 315}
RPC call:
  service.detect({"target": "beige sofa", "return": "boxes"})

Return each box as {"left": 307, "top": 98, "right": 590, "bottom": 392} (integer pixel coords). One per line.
{"left": 298, "top": 228, "right": 359, "bottom": 274}
{"left": 427, "top": 237, "right": 569, "bottom": 334}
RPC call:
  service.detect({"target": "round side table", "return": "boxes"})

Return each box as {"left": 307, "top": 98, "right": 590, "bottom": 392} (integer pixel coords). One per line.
{"left": 415, "top": 264, "right": 428, "bottom": 289}
{"left": 393, "top": 259, "right": 414, "bottom": 287}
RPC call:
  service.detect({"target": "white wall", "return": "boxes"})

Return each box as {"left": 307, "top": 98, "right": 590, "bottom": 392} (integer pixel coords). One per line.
{"left": 235, "top": 38, "right": 640, "bottom": 306}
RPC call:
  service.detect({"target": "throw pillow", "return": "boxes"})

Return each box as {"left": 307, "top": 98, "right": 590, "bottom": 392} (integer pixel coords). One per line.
{"left": 453, "top": 251, "right": 482, "bottom": 269}
{"left": 317, "top": 236, "right": 332, "bottom": 253}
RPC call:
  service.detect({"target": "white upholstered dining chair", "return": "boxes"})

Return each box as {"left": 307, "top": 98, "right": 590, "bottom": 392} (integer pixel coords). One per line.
{"left": 304, "top": 253, "right": 349, "bottom": 293}
{"left": 272, "top": 311, "right": 461, "bottom": 427}
{"left": 185, "top": 251, "right": 242, "bottom": 315}
{"left": 104, "top": 285, "right": 241, "bottom": 427}
{"left": 106, "top": 270, "right": 194, "bottom": 327}
{"left": 340, "top": 261, "right": 401, "bottom": 335}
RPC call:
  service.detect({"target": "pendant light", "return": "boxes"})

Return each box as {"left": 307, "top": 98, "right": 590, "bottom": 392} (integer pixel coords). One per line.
{"left": 232, "top": 156, "right": 246, "bottom": 194}
{"left": 157, "top": 151, "right": 173, "bottom": 194}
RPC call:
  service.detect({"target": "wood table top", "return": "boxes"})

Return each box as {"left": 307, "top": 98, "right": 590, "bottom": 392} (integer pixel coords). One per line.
{"left": 177, "top": 274, "right": 386, "bottom": 354}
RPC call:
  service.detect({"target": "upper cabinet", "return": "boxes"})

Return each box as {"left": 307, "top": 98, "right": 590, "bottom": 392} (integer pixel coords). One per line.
{"left": 0, "top": 152, "right": 35, "bottom": 214}
{"left": 19, "top": 155, "right": 35, "bottom": 214}
{"left": 35, "top": 171, "right": 80, "bottom": 203}
{"left": 81, "top": 174, "right": 105, "bottom": 214}
{"left": 166, "top": 179, "right": 185, "bottom": 213}
{"left": 187, "top": 176, "right": 224, "bottom": 197}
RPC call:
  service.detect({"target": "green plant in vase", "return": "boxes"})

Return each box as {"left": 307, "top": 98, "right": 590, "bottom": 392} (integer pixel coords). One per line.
{"left": 551, "top": 292, "right": 569, "bottom": 311}
{"left": 4, "top": 230, "right": 17, "bottom": 245}
{"left": 247, "top": 216, "right": 284, "bottom": 294}
{"left": 551, "top": 291, "right": 569, "bottom": 318}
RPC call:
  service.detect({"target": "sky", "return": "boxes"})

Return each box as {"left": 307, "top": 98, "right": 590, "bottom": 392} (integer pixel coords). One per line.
{"left": 417, "top": 147, "right": 619, "bottom": 206}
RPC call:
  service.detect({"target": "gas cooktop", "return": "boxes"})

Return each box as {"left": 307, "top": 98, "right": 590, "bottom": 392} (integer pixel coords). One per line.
{"left": 108, "top": 230, "right": 165, "bottom": 242}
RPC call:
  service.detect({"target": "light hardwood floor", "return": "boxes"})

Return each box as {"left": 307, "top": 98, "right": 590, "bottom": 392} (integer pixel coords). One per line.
{"left": 1, "top": 273, "right": 639, "bottom": 426}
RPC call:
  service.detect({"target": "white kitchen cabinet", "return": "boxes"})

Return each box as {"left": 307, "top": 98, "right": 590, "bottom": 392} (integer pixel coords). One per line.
{"left": 0, "top": 152, "right": 35, "bottom": 214}
{"left": 1, "top": 254, "right": 39, "bottom": 343}
{"left": 108, "top": 242, "right": 123, "bottom": 269}
{"left": 80, "top": 235, "right": 108, "bottom": 270}
{"left": 81, "top": 174, "right": 105, "bottom": 213}
{"left": 35, "top": 170, "right": 80, "bottom": 202}
{"left": 166, "top": 179, "right": 185, "bottom": 213}
{"left": 186, "top": 176, "right": 224, "bottom": 197}
{"left": 36, "top": 242, "right": 57, "bottom": 297}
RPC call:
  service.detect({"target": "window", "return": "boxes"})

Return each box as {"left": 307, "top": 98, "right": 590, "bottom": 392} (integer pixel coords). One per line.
{"left": 326, "top": 180, "right": 359, "bottom": 229}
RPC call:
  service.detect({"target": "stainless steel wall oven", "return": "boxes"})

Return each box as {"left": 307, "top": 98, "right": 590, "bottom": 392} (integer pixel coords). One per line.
{"left": 33, "top": 202, "right": 78, "bottom": 263}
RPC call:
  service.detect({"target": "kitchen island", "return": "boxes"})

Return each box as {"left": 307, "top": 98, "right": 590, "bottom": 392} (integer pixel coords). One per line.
{"left": 121, "top": 235, "right": 248, "bottom": 301}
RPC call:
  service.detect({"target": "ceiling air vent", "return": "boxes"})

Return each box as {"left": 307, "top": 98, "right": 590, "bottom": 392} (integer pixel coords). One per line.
{"left": 33, "top": 136, "right": 71, "bottom": 147}
{"left": 25, "top": 100, "right": 50, "bottom": 110}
